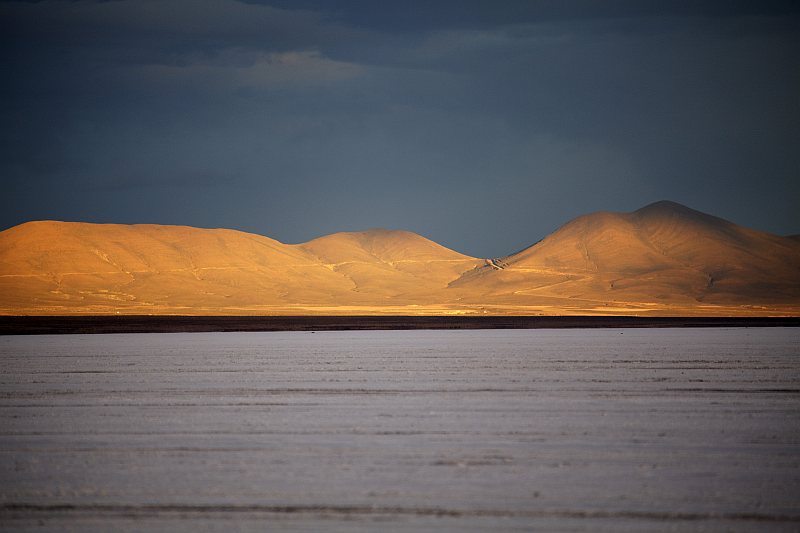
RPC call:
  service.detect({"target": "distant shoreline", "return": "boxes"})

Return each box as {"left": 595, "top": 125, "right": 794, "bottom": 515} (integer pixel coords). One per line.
{"left": 1, "top": 316, "right": 798, "bottom": 335}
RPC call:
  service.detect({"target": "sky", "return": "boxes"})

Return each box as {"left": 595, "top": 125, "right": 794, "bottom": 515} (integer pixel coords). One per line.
{"left": 1, "top": 0, "right": 798, "bottom": 258}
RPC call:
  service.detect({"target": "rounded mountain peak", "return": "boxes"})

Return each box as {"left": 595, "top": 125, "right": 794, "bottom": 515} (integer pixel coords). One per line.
{"left": 634, "top": 200, "right": 709, "bottom": 219}
{"left": 299, "top": 228, "right": 474, "bottom": 263}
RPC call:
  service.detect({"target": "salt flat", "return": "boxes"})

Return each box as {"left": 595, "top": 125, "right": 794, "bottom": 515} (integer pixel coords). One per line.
{"left": 0, "top": 328, "right": 798, "bottom": 531}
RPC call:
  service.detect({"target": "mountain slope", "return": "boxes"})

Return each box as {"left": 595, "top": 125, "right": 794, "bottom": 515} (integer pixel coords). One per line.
{"left": 1, "top": 202, "right": 798, "bottom": 315}
{"left": 297, "top": 229, "right": 482, "bottom": 298}
{"left": 0, "top": 221, "right": 482, "bottom": 314}
{"left": 0, "top": 221, "right": 355, "bottom": 312}
{"left": 454, "top": 201, "right": 800, "bottom": 309}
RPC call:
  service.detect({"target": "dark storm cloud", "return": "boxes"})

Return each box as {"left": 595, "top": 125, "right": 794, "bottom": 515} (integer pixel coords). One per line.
{"left": 1, "top": 0, "right": 798, "bottom": 257}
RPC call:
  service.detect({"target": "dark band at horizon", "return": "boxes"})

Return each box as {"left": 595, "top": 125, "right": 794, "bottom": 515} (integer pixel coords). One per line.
{"left": 0, "top": 316, "right": 797, "bottom": 335}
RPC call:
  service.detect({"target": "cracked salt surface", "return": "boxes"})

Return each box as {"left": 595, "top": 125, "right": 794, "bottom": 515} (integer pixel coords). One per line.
{"left": 1, "top": 328, "right": 798, "bottom": 532}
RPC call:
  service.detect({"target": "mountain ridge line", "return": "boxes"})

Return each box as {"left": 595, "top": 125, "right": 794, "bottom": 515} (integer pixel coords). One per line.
{"left": 2, "top": 201, "right": 798, "bottom": 316}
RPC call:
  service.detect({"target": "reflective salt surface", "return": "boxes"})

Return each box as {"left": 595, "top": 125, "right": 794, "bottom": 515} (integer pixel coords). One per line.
{"left": 1, "top": 328, "right": 799, "bottom": 532}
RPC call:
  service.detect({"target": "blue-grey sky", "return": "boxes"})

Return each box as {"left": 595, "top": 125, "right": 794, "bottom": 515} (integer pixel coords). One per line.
{"left": 1, "top": 0, "right": 798, "bottom": 257}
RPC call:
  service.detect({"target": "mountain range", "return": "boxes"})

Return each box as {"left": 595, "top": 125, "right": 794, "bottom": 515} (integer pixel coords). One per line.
{"left": 1, "top": 201, "right": 798, "bottom": 316}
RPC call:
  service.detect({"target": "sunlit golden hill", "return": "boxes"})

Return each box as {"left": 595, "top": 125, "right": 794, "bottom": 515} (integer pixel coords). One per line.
{"left": 298, "top": 229, "right": 482, "bottom": 300}
{"left": 0, "top": 222, "right": 483, "bottom": 315}
{"left": 1, "top": 202, "right": 798, "bottom": 316}
{"left": 452, "top": 201, "right": 800, "bottom": 315}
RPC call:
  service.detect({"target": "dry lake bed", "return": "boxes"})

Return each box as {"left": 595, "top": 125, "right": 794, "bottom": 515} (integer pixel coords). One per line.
{"left": 1, "top": 328, "right": 798, "bottom": 532}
